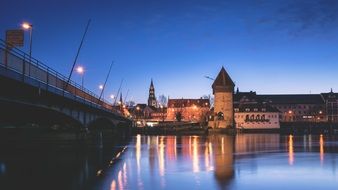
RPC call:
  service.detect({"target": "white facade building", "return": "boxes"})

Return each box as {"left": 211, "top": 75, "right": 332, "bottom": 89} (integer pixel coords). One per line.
{"left": 235, "top": 107, "right": 280, "bottom": 129}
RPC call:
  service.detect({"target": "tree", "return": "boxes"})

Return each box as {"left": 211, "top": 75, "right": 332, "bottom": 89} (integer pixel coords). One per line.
{"left": 125, "top": 101, "right": 135, "bottom": 107}
{"left": 175, "top": 111, "right": 182, "bottom": 122}
{"left": 202, "top": 94, "right": 214, "bottom": 107}
{"left": 158, "top": 94, "right": 168, "bottom": 106}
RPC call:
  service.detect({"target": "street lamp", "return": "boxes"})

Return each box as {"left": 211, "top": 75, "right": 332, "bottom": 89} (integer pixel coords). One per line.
{"left": 160, "top": 105, "right": 165, "bottom": 122}
{"left": 99, "top": 84, "right": 104, "bottom": 99}
{"left": 75, "top": 66, "right": 84, "bottom": 90}
{"left": 22, "top": 22, "right": 33, "bottom": 59}
{"left": 136, "top": 106, "right": 140, "bottom": 119}
{"left": 288, "top": 110, "right": 293, "bottom": 122}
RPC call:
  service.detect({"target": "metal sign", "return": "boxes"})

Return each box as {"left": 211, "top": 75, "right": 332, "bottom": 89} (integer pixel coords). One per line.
{"left": 6, "top": 29, "right": 24, "bottom": 47}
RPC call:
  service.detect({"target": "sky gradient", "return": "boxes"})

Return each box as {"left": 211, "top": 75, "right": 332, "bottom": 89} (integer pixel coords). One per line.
{"left": 1, "top": 0, "right": 338, "bottom": 103}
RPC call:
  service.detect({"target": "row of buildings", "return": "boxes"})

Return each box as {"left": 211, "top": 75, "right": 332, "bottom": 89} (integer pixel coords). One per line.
{"left": 127, "top": 68, "right": 338, "bottom": 129}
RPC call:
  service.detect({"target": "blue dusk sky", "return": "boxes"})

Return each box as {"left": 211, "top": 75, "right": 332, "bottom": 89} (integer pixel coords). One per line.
{"left": 1, "top": 0, "right": 338, "bottom": 103}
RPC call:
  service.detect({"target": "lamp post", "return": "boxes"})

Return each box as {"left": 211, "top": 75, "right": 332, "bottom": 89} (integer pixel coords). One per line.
{"left": 75, "top": 66, "right": 84, "bottom": 90}
{"left": 99, "top": 84, "right": 104, "bottom": 99}
{"left": 22, "top": 22, "right": 33, "bottom": 59}
{"left": 110, "top": 94, "right": 115, "bottom": 103}
{"left": 288, "top": 110, "right": 293, "bottom": 122}
{"left": 22, "top": 22, "right": 33, "bottom": 75}
{"left": 136, "top": 106, "right": 140, "bottom": 120}
{"left": 160, "top": 105, "right": 165, "bottom": 122}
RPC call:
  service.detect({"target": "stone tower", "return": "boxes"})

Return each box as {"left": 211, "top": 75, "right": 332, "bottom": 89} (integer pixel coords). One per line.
{"left": 148, "top": 79, "right": 157, "bottom": 107}
{"left": 212, "top": 67, "right": 235, "bottom": 128}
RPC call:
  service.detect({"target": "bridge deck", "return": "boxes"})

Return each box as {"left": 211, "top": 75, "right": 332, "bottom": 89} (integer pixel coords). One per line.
{"left": 0, "top": 39, "right": 125, "bottom": 119}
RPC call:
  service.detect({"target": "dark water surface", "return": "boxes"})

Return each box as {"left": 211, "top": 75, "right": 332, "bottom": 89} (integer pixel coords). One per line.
{"left": 1, "top": 134, "right": 338, "bottom": 190}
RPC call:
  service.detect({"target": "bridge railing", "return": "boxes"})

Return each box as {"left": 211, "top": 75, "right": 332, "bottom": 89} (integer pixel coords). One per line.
{"left": 0, "top": 39, "right": 121, "bottom": 115}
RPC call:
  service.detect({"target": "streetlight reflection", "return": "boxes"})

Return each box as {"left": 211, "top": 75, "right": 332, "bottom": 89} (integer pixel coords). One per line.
{"left": 288, "top": 135, "right": 294, "bottom": 165}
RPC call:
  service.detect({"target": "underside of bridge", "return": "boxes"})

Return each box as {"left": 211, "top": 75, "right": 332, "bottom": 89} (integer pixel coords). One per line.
{"left": 0, "top": 100, "right": 81, "bottom": 128}
{"left": 0, "top": 65, "right": 132, "bottom": 148}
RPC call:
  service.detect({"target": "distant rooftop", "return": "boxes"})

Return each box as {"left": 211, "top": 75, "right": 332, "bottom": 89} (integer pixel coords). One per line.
{"left": 258, "top": 94, "right": 324, "bottom": 104}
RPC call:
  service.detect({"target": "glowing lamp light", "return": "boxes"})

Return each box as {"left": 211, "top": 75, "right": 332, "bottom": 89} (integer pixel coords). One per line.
{"left": 136, "top": 106, "right": 140, "bottom": 110}
{"left": 110, "top": 94, "right": 115, "bottom": 99}
{"left": 22, "top": 22, "right": 32, "bottom": 30}
{"left": 75, "top": 66, "right": 84, "bottom": 74}
{"left": 319, "top": 110, "right": 323, "bottom": 114}
{"left": 288, "top": 110, "right": 293, "bottom": 114}
{"left": 99, "top": 85, "right": 104, "bottom": 90}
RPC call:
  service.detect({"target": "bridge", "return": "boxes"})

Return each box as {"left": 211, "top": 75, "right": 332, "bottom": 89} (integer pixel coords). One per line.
{"left": 0, "top": 39, "right": 132, "bottom": 142}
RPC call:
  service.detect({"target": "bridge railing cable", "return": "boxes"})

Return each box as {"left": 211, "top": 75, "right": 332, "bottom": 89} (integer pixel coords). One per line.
{"left": 0, "top": 39, "right": 121, "bottom": 115}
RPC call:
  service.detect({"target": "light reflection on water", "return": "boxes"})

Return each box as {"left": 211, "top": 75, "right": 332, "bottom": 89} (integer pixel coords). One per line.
{"left": 99, "top": 134, "right": 338, "bottom": 190}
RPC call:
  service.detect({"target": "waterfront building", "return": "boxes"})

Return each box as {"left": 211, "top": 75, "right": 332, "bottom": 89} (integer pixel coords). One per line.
{"left": 259, "top": 94, "right": 326, "bottom": 122}
{"left": 166, "top": 98, "right": 210, "bottom": 122}
{"left": 150, "top": 107, "right": 167, "bottom": 121}
{"left": 234, "top": 91, "right": 280, "bottom": 129}
{"left": 209, "top": 67, "right": 235, "bottom": 128}
{"left": 234, "top": 89, "right": 338, "bottom": 123}
{"left": 132, "top": 104, "right": 154, "bottom": 119}
{"left": 321, "top": 89, "right": 338, "bottom": 123}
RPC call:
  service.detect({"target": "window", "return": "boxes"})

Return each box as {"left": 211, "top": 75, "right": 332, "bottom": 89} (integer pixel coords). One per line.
{"left": 246, "top": 115, "right": 249, "bottom": 121}
{"left": 245, "top": 108, "right": 250, "bottom": 112}
{"left": 261, "top": 115, "right": 265, "bottom": 120}
{"left": 217, "top": 112, "right": 224, "bottom": 120}
{"left": 254, "top": 108, "right": 258, "bottom": 112}
{"left": 262, "top": 108, "right": 266, "bottom": 112}
{"left": 256, "top": 115, "right": 260, "bottom": 120}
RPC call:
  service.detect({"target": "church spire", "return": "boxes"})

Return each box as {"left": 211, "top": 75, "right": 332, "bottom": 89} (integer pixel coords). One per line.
{"left": 119, "top": 92, "right": 123, "bottom": 105}
{"left": 148, "top": 79, "right": 157, "bottom": 107}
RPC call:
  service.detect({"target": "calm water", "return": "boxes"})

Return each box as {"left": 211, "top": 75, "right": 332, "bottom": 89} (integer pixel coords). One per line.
{"left": 1, "top": 134, "right": 338, "bottom": 190}
{"left": 94, "top": 134, "right": 338, "bottom": 190}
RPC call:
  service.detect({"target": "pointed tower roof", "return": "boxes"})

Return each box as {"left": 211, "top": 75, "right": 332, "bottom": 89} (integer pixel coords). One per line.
{"left": 212, "top": 67, "right": 235, "bottom": 94}
{"left": 150, "top": 79, "right": 154, "bottom": 88}
{"left": 119, "top": 92, "right": 123, "bottom": 104}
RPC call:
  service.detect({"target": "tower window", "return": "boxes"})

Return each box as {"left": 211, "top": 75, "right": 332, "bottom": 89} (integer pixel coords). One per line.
{"left": 217, "top": 112, "right": 224, "bottom": 120}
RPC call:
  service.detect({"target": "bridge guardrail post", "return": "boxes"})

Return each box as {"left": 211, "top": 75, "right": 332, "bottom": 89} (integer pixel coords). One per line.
{"left": 46, "top": 68, "right": 49, "bottom": 90}
{"left": 4, "top": 44, "right": 9, "bottom": 69}
{"left": 22, "top": 54, "right": 26, "bottom": 82}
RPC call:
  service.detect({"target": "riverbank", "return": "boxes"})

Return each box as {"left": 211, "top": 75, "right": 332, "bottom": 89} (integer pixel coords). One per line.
{"left": 134, "top": 122, "right": 338, "bottom": 135}
{"left": 0, "top": 127, "right": 131, "bottom": 150}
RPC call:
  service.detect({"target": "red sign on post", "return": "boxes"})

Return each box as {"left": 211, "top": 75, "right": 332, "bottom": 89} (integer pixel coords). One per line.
{"left": 6, "top": 29, "right": 24, "bottom": 47}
